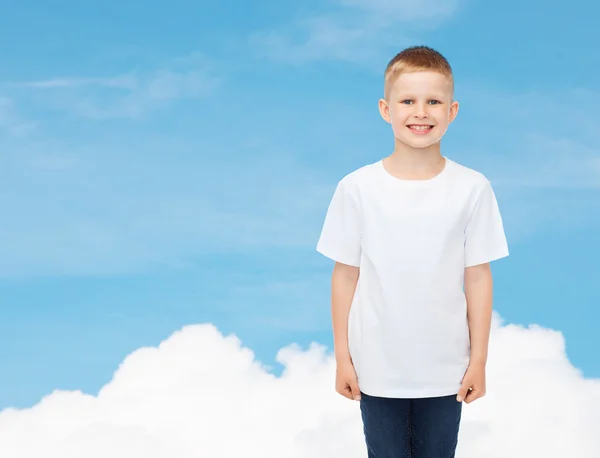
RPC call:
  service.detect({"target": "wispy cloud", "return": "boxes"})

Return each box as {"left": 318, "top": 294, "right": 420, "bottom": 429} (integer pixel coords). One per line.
{"left": 0, "top": 97, "right": 36, "bottom": 136}
{"left": 0, "top": 316, "right": 599, "bottom": 457}
{"left": 20, "top": 75, "right": 137, "bottom": 90}
{"left": 450, "top": 85, "right": 600, "bottom": 241}
{"left": 250, "top": 16, "right": 379, "bottom": 65}
{"left": 0, "top": 136, "right": 331, "bottom": 278}
{"left": 63, "top": 70, "right": 217, "bottom": 119}
{"left": 487, "top": 134, "right": 600, "bottom": 189}
{"left": 250, "top": 0, "right": 461, "bottom": 64}
{"left": 335, "top": 0, "right": 461, "bottom": 20}
{"left": 3, "top": 57, "right": 598, "bottom": 277}
{"left": 4, "top": 54, "right": 220, "bottom": 120}
{"left": 453, "top": 85, "right": 600, "bottom": 189}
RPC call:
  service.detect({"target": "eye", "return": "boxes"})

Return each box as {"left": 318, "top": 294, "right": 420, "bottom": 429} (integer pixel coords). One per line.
{"left": 428, "top": 100, "right": 442, "bottom": 105}
{"left": 400, "top": 100, "right": 413, "bottom": 105}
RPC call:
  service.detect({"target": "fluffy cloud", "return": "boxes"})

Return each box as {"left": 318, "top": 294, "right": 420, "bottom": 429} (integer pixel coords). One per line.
{"left": 1, "top": 314, "right": 599, "bottom": 457}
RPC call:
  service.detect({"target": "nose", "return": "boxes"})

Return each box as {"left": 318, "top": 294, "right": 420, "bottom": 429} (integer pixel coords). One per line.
{"left": 414, "top": 102, "right": 429, "bottom": 118}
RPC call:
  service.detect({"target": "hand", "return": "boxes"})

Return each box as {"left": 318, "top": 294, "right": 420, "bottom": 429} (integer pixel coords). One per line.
{"left": 335, "top": 359, "right": 361, "bottom": 401}
{"left": 457, "top": 362, "right": 486, "bottom": 404}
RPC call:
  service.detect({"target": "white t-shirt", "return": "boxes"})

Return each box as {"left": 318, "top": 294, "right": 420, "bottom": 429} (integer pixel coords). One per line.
{"left": 316, "top": 156, "right": 509, "bottom": 398}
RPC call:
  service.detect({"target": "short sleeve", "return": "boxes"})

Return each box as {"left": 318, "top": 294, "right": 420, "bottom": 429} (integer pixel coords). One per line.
{"left": 316, "top": 180, "right": 362, "bottom": 267}
{"left": 464, "top": 180, "right": 509, "bottom": 268}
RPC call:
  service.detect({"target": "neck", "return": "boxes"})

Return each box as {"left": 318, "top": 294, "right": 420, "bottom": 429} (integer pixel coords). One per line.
{"left": 390, "top": 140, "right": 443, "bottom": 165}
{"left": 384, "top": 141, "right": 446, "bottom": 180}
{"left": 392, "top": 137, "right": 442, "bottom": 160}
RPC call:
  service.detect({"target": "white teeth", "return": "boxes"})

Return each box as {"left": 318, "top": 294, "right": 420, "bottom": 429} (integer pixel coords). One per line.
{"left": 408, "top": 125, "right": 432, "bottom": 131}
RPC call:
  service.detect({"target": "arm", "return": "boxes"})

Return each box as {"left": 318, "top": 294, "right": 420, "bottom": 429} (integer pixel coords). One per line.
{"left": 331, "top": 262, "right": 360, "bottom": 364}
{"left": 456, "top": 262, "right": 493, "bottom": 403}
{"left": 464, "top": 262, "right": 494, "bottom": 366}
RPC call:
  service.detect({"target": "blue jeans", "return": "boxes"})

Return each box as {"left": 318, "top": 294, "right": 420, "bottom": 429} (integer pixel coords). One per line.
{"left": 359, "top": 391, "right": 462, "bottom": 458}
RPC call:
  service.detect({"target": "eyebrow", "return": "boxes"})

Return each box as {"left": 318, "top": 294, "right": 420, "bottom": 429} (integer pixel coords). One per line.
{"left": 396, "top": 94, "right": 446, "bottom": 99}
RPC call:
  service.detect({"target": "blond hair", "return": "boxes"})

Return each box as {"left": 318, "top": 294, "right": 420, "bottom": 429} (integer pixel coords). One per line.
{"left": 384, "top": 46, "right": 454, "bottom": 100}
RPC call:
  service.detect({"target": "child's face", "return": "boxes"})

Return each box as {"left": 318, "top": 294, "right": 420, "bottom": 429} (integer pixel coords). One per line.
{"left": 379, "top": 71, "right": 459, "bottom": 150}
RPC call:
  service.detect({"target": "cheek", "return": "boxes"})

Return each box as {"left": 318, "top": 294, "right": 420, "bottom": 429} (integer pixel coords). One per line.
{"left": 439, "top": 108, "right": 452, "bottom": 123}
{"left": 388, "top": 108, "right": 406, "bottom": 126}
{"left": 389, "top": 111, "right": 408, "bottom": 136}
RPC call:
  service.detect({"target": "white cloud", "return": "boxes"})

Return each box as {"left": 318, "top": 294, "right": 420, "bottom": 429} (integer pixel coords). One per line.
{"left": 21, "top": 75, "right": 137, "bottom": 90}
{"left": 335, "top": 0, "right": 461, "bottom": 20}
{"left": 250, "top": 0, "right": 461, "bottom": 64}
{"left": 447, "top": 85, "right": 600, "bottom": 240}
{"left": 454, "top": 86, "right": 600, "bottom": 189}
{"left": 0, "top": 314, "right": 599, "bottom": 457}
{"left": 3, "top": 69, "right": 598, "bottom": 277}
{"left": 4, "top": 54, "right": 219, "bottom": 119}
{"left": 0, "top": 97, "right": 36, "bottom": 136}
{"left": 251, "top": 16, "right": 375, "bottom": 65}
{"left": 0, "top": 143, "right": 331, "bottom": 277}
{"left": 468, "top": 133, "right": 600, "bottom": 190}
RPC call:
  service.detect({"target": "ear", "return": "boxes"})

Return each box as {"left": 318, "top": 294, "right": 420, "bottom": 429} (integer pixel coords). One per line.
{"left": 449, "top": 100, "right": 459, "bottom": 123}
{"left": 378, "top": 98, "right": 391, "bottom": 123}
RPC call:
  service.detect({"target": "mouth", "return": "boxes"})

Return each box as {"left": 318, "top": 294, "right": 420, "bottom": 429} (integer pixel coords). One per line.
{"left": 407, "top": 124, "right": 434, "bottom": 135}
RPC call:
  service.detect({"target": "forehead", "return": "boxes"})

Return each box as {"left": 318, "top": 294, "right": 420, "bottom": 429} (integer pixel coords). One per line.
{"left": 390, "top": 71, "right": 453, "bottom": 97}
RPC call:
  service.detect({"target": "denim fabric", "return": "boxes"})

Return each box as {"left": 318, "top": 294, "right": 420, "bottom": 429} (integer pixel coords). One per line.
{"left": 359, "top": 392, "right": 462, "bottom": 458}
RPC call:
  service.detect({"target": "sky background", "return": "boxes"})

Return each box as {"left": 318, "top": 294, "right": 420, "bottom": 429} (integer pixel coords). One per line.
{"left": 0, "top": 1, "right": 599, "bottom": 455}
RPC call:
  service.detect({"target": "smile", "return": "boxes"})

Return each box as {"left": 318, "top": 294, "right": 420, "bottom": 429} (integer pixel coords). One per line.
{"left": 407, "top": 125, "right": 434, "bottom": 135}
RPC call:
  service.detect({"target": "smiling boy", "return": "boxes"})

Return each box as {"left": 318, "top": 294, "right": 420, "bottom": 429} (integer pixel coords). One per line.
{"left": 316, "top": 46, "right": 509, "bottom": 457}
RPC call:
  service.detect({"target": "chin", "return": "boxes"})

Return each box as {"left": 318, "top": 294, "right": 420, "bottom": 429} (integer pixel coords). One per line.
{"left": 392, "top": 125, "right": 448, "bottom": 149}
{"left": 399, "top": 136, "right": 443, "bottom": 149}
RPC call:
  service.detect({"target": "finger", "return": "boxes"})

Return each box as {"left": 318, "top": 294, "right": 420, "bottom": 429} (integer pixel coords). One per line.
{"left": 456, "top": 384, "right": 470, "bottom": 402}
{"left": 350, "top": 382, "right": 362, "bottom": 401}
{"left": 342, "top": 385, "right": 353, "bottom": 400}
{"left": 464, "top": 388, "right": 477, "bottom": 403}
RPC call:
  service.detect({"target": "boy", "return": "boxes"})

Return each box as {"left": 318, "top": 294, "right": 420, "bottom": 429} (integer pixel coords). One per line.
{"left": 316, "top": 46, "right": 509, "bottom": 457}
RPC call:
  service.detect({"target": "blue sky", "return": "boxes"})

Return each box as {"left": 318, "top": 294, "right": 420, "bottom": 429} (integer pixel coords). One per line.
{"left": 1, "top": 0, "right": 599, "bottom": 411}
